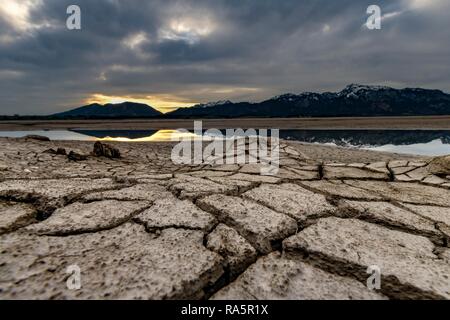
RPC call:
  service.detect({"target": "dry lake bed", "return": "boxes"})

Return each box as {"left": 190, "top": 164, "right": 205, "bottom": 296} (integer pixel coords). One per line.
{"left": 1, "top": 134, "right": 450, "bottom": 300}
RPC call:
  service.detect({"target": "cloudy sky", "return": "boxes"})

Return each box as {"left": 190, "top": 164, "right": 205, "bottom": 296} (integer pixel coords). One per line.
{"left": 1, "top": 0, "right": 450, "bottom": 115}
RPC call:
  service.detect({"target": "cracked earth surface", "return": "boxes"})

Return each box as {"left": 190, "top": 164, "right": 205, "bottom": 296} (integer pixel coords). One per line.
{"left": 0, "top": 137, "right": 449, "bottom": 300}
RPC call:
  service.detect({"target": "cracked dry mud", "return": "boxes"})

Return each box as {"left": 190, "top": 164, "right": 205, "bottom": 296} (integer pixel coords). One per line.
{"left": 0, "top": 137, "right": 449, "bottom": 300}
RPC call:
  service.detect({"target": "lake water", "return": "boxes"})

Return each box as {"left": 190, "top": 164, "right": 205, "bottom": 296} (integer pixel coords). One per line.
{"left": 1, "top": 129, "right": 450, "bottom": 156}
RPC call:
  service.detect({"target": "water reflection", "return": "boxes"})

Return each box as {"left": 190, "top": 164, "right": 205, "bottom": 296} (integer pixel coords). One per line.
{"left": 73, "top": 129, "right": 199, "bottom": 142}
{"left": 0, "top": 129, "right": 449, "bottom": 156}
{"left": 279, "top": 130, "right": 450, "bottom": 147}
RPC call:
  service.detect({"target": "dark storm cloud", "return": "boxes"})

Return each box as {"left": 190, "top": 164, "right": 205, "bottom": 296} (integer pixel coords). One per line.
{"left": 0, "top": 0, "right": 449, "bottom": 114}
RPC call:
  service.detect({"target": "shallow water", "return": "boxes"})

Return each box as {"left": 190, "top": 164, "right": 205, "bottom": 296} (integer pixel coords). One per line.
{"left": 1, "top": 129, "right": 449, "bottom": 157}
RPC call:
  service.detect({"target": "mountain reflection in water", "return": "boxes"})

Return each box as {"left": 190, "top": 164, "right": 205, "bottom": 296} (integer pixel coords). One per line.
{"left": 71, "top": 129, "right": 450, "bottom": 156}
{"left": 0, "top": 129, "right": 449, "bottom": 156}
{"left": 73, "top": 129, "right": 450, "bottom": 146}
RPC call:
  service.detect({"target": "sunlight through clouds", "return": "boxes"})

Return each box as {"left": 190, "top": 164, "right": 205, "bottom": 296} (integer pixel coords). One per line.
{"left": 408, "top": 0, "right": 447, "bottom": 10}
{"left": 158, "top": 5, "right": 217, "bottom": 45}
{"left": 85, "top": 94, "right": 197, "bottom": 113}
{"left": 0, "top": 0, "right": 44, "bottom": 31}
{"left": 158, "top": 17, "right": 216, "bottom": 44}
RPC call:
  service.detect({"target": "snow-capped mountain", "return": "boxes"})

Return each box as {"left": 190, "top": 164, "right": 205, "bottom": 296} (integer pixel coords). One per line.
{"left": 191, "top": 100, "right": 233, "bottom": 109}
{"left": 168, "top": 84, "right": 450, "bottom": 118}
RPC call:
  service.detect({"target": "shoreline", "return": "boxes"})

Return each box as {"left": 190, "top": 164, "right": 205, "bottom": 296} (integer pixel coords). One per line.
{"left": 1, "top": 116, "right": 450, "bottom": 131}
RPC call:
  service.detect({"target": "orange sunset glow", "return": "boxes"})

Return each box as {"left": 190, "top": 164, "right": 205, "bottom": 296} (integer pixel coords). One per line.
{"left": 85, "top": 94, "right": 198, "bottom": 113}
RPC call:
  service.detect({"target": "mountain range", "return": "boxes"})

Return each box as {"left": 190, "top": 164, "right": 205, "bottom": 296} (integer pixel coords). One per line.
{"left": 52, "top": 84, "right": 450, "bottom": 119}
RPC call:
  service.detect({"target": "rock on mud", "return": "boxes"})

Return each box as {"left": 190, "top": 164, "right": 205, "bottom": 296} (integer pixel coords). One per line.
{"left": 93, "top": 142, "right": 121, "bottom": 159}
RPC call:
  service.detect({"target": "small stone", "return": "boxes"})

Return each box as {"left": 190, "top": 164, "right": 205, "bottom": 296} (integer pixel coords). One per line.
{"left": 23, "top": 135, "right": 50, "bottom": 142}
{"left": 68, "top": 151, "right": 88, "bottom": 161}
{"left": 56, "top": 148, "right": 67, "bottom": 155}
{"left": 44, "top": 148, "right": 66, "bottom": 156}
{"left": 93, "top": 142, "right": 121, "bottom": 159}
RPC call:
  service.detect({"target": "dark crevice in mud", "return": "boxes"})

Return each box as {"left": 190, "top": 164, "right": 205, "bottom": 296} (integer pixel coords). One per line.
{"left": 386, "top": 164, "right": 395, "bottom": 182}
{"left": 435, "top": 223, "right": 449, "bottom": 248}
{"left": 194, "top": 200, "right": 245, "bottom": 242}
{"left": 270, "top": 239, "right": 284, "bottom": 252}
{"left": 443, "top": 234, "right": 449, "bottom": 248}
{"left": 132, "top": 218, "right": 161, "bottom": 237}
{"left": 283, "top": 247, "right": 445, "bottom": 300}
{"left": 81, "top": 197, "right": 151, "bottom": 204}
{"left": 202, "top": 264, "right": 231, "bottom": 300}
{"left": 202, "top": 245, "right": 271, "bottom": 300}
{"left": 326, "top": 176, "right": 391, "bottom": 182}
{"left": 133, "top": 221, "right": 210, "bottom": 233}
{"left": 0, "top": 192, "right": 58, "bottom": 221}
{"left": 318, "top": 163, "right": 324, "bottom": 180}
